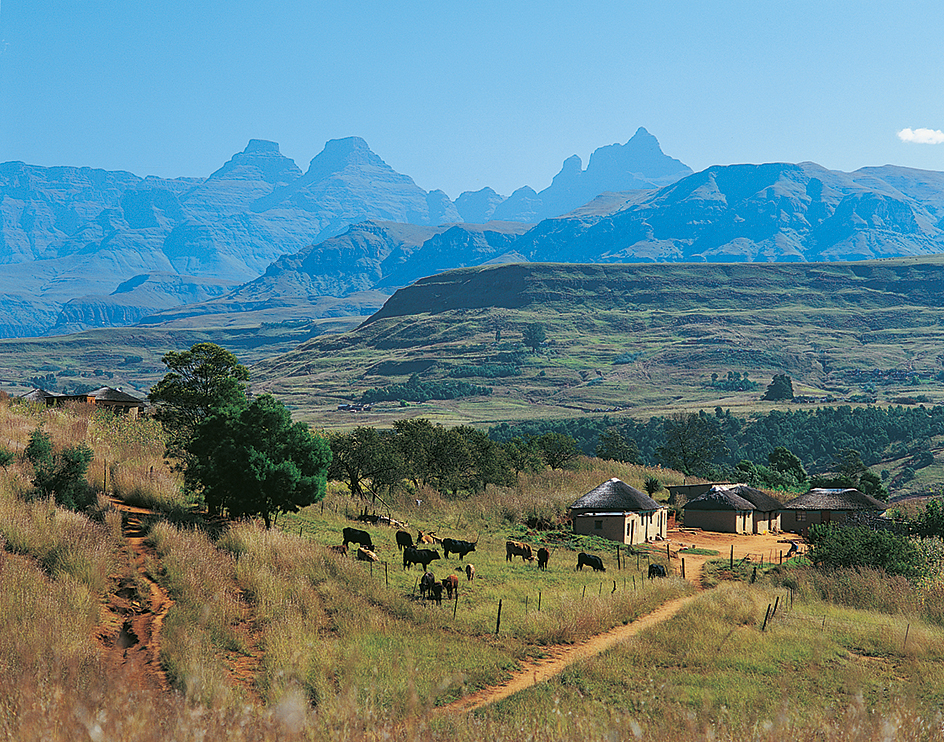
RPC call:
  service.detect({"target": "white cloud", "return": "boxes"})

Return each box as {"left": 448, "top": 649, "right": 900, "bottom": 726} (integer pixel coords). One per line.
{"left": 897, "top": 128, "right": 944, "bottom": 144}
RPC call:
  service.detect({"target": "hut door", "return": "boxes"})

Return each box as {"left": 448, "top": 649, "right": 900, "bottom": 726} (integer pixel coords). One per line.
{"left": 630, "top": 520, "right": 635, "bottom": 544}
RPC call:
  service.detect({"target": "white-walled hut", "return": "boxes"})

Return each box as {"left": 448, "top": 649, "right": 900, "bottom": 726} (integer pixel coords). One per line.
{"left": 780, "top": 488, "right": 888, "bottom": 536}
{"left": 725, "top": 484, "right": 783, "bottom": 534}
{"left": 569, "top": 477, "right": 668, "bottom": 545}
{"left": 682, "top": 486, "right": 755, "bottom": 534}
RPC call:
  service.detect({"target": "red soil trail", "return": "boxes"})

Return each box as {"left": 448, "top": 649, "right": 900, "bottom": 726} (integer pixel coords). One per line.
{"left": 98, "top": 498, "right": 175, "bottom": 692}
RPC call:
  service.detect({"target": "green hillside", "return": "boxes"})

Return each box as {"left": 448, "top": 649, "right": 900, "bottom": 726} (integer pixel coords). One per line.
{"left": 253, "top": 256, "right": 944, "bottom": 428}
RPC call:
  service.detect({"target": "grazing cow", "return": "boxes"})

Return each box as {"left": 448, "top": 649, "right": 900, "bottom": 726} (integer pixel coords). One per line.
{"left": 442, "top": 574, "right": 459, "bottom": 600}
{"left": 506, "top": 541, "right": 535, "bottom": 563}
{"left": 395, "top": 530, "right": 414, "bottom": 551}
{"left": 403, "top": 547, "right": 441, "bottom": 570}
{"left": 576, "top": 552, "right": 605, "bottom": 572}
{"left": 342, "top": 527, "right": 373, "bottom": 550}
{"left": 429, "top": 582, "right": 444, "bottom": 605}
{"left": 537, "top": 547, "right": 550, "bottom": 571}
{"left": 465, "top": 563, "right": 475, "bottom": 581}
{"left": 442, "top": 538, "right": 477, "bottom": 561}
{"left": 420, "top": 571, "right": 436, "bottom": 599}
{"left": 417, "top": 530, "right": 438, "bottom": 545}
{"left": 328, "top": 544, "right": 348, "bottom": 557}
{"left": 356, "top": 547, "right": 379, "bottom": 562}
{"left": 648, "top": 563, "right": 667, "bottom": 578}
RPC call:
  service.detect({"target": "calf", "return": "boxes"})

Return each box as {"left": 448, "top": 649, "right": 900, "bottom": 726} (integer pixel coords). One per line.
{"left": 403, "top": 547, "right": 441, "bottom": 570}
{"left": 417, "top": 530, "right": 437, "bottom": 545}
{"left": 442, "top": 574, "right": 459, "bottom": 600}
{"left": 576, "top": 552, "right": 605, "bottom": 572}
{"left": 429, "top": 582, "right": 444, "bottom": 605}
{"left": 648, "top": 563, "right": 667, "bottom": 578}
{"left": 537, "top": 547, "right": 550, "bottom": 571}
{"left": 328, "top": 544, "right": 348, "bottom": 557}
{"left": 506, "top": 540, "right": 534, "bottom": 563}
{"left": 442, "top": 538, "right": 477, "bottom": 561}
{"left": 395, "top": 530, "right": 414, "bottom": 551}
{"left": 465, "top": 563, "right": 475, "bottom": 582}
{"left": 342, "top": 527, "right": 373, "bottom": 550}
{"left": 420, "top": 571, "right": 436, "bottom": 599}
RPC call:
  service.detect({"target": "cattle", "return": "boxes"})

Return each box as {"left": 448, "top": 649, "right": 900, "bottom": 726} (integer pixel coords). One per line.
{"left": 576, "top": 552, "right": 605, "bottom": 572}
{"left": 506, "top": 541, "right": 535, "bottom": 563}
{"left": 442, "top": 538, "right": 477, "bottom": 561}
{"left": 420, "top": 571, "right": 437, "bottom": 599}
{"left": 428, "top": 582, "right": 444, "bottom": 605}
{"left": 342, "top": 527, "right": 373, "bottom": 550}
{"left": 648, "top": 563, "right": 667, "bottom": 578}
{"left": 356, "top": 547, "right": 379, "bottom": 562}
{"left": 442, "top": 574, "right": 459, "bottom": 600}
{"left": 417, "top": 530, "right": 438, "bottom": 545}
{"left": 328, "top": 544, "right": 348, "bottom": 557}
{"left": 395, "top": 530, "right": 414, "bottom": 551}
{"left": 537, "top": 547, "right": 550, "bottom": 571}
{"left": 465, "top": 563, "right": 475, "bottom": 581}
{"left": 403, "top": 547, "right": 441, "bottom": 570}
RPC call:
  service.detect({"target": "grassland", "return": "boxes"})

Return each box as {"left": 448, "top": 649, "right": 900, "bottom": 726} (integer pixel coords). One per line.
{"left": 3, "top": 399, "right": 944, "bottom": 739}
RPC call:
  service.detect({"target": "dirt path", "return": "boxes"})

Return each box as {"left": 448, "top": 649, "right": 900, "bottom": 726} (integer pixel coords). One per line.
{"left": 97, "top": 498, "right": 175, "bottom": 691}
{"left": 438, "top": 593, "right": 699, "bottom": 714}
{"left": 437, "top": 528, "right": 798, "bottom": 714}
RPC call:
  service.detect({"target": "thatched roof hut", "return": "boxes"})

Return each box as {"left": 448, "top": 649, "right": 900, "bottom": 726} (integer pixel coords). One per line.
{"left": 569, "top": 478, "right": 667, "bottom": 545}
{"left": 682, "top": 485, "right": 755, "bottom": 533}
{"left": 780, "top": 488, "right": 887, "bottom": 535}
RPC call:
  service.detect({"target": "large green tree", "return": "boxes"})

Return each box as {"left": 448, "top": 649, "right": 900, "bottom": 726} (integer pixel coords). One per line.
{"left": 186, "top": 395, "right": 331, "bottom": 527}
{"left": 535, "top": 432, "right": 581, "bottom": 471}
{"left": 328, "top": 427, "right": 403, "bottom": 502}
{"left": 657, "top": 412, "right": 728, "bottom": 477}
{"left": 522, "top": 322, "right": 546, "bottom": 353}
{"left": 148, "top": 343, "right": 250, "bottom": 463}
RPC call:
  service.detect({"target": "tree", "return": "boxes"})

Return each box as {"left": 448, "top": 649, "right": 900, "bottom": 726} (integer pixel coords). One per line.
{"left": 810, "top": 448, "right": 889, "bottom": 501}
{"left": 328, "top": 427, "right": 403, "bottom": 502}
{"left": 535, "top": 432, "right": 581, "bottom": 470}
{"left": 657, "top": 412, "right": 728, "bottom": 477}
{"left": 807, "top": 523, "right": 922, "bottom": 577}
{"left": 502, "top": 436, "right": 544, "bottom": 475}
{"left": 522, "top": 323, "right": 546, "bottom": 353}
{"left": 186, "top": 395, "right": 331, "bottom": 528}
{"left": 768, "top": 446, "right": 808, "bottom": 483}
{"left": 148, "top": 343, "right": 250, "bottom": 462}
{"left": 596, "top": 427, "right": 640, "bottom": 464}
{"left": 644, "top": 476, "right": 662, "bottom": 496}
{"left": 762, "top": 374, "right": 794, "bottom": 401}
{"left": 24, "top": 429, "right": 94, "bottom": 510}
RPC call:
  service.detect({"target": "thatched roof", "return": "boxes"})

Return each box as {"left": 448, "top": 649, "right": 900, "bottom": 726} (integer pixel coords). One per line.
{"left": 722, "top": 484, "right": 783, "bottom": 513}
{"left": 88, "top": 387, "right": 144, "bottom": 404}
{"left": 570, "top": 478, "right": 662, "bottom": 513}
{"left": 21, "top": 388, "right": 57, "bottom": 402}
{"left": 683, "top": 486, "right": 755, "bottom": 511}
{"left": 781, "top": 488, "right": 887, "bottom": 512}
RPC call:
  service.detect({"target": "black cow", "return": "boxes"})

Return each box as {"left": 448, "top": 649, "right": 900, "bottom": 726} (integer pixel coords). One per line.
{"left": 537, "top": 547, "right": 550, "bottom": 571}
{"left": 648, "top": 563, "right": 667, "bottom": 578}
{"left": 442, "top": 538, "right": 477, "bottom": 561}
{"left": 420, "top": 571, "right": 436, "bottom": 599}
{"left": 576, "top": 552, "right": 605, "bottom": 572}
{"left": 429, "top": 582, "right": 444, "bottom": 605}
{"left": 395, "top": 530, "right": 414, "bottom": 551}
{"left": 342, "top": 527, "right": 373, "bottom": 550}
{"left": 403, "top": 547, "right": 441, "bottom": 570}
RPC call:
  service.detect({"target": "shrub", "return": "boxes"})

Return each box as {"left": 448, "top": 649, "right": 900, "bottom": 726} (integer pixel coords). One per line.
{"left": 807, "top": 523, "right": 922, "bottom": 578}
{"left": 24, "top": 429, "right": 95, "bottom": 510}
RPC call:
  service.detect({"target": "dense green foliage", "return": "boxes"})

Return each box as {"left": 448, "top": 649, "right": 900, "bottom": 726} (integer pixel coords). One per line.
{"left": 148, "top": 342, "right": 250, "bottom": 462}
{"left": 762, "top": 373, "right": 795, "bottom": 400}
{"left": 186, "top": 395, "right": 331, "bottom": 528}
{"left": 490, "top": 404, "right": 944, "bottom": 480}
{"left": 447, "top": 363, "right": 521, "bottom": 378}
{"left": 522, "top": 322, "right": 546, "bottom": 352}
{"left": 807, "top": 523, "right": 923, "bottom": 577}
{"left": 24, "top": 429, "right": 95, "bottom": 510}
{"left": 359, "top": 374, "right": 491, "bottom": 403}
{"left": 708, "top": 370, "right": 759, "bottom": 392}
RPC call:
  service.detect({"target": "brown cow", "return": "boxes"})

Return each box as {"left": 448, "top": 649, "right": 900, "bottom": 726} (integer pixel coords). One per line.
{"left": 328, "top": 544, "right": 348, "bottom": 557}
{"left": 465, "top": 563, "right": 475, "bottom": 581}
{"left": 506, "top": 540, "right": 534, "bottom": 563}
{"left": 442, "top": 574, "right": 459, "bottom": 600}
{"left": 537, "top": 547, "right": 550, "bottom": 571}
{"left": 417, "top": 530, "right": 438, "bottom": 545}
{"left": 420, "top": 571, "right": 436, "bottom": 599}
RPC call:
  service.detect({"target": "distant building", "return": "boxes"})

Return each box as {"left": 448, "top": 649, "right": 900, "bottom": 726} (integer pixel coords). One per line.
{"left": 20, "top": 386, "right": 145, "bottom": 418}
{"left": 569, "top": 477, "right": 668, "bottom": 545}
{"left": 683, "top": 484, "right": 784, "bottom": 534}
{"left": 666, "top": 482, "right": 735, "bottom": 507}
{"left": 780, "top": 488, "right": 888, "bottom": 536}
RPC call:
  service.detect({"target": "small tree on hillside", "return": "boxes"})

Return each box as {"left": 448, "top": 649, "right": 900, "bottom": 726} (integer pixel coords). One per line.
{"left": 24, "top": 429, "right": 94, "bottom": 510}
{"left": 522, "top": 323, "right": 546, "bottom": 353}
{"left": 596, "top": 427, "right": 640, "bottom": 464}
{"left": 535, "top": 432, "right": 581, "bottom": 471}
{"left": 186, "top": 395, "right": 331, "bottom": 527}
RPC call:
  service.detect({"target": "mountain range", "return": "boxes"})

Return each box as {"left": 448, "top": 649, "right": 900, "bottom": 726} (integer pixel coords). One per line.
{"left": 3, "top": 129, "right": 944, "bottom": 339}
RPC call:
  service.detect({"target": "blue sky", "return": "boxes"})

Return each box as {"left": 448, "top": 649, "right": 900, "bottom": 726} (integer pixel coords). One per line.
{"left": 2, "top": 1, "right": 943, "bottom": 198}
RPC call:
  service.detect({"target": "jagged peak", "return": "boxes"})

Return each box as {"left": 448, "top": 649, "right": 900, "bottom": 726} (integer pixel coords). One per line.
{"left": 207, "top": 139, "right": 301, "bottom": 184}
{"left": 308, "top": 136, "right": 387, "bottom": 172}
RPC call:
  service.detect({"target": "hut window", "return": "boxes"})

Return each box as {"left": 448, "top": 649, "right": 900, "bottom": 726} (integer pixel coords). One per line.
{"left": 594, "top": 520, "right": 603, "bottom": 530}
{"left": 796, "top": 512, "right": 806, "bottom": 522}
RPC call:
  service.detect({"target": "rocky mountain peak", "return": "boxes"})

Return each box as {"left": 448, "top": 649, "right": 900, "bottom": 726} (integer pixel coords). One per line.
{"left": 206, "top": 140, "right": 302, "bottom": 185}
{"left": 307, "top": 136, "right": 388, "bottom": 175}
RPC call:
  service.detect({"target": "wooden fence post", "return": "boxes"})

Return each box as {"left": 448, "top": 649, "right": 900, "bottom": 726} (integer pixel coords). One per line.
{"left": 454, "top": 591, "right": 458, "bottom": 619}
{"left": 730, "top": 545, "right": 734, "bottom": 568}
{"left": 495, "top": 600, "right": 503, "bottom": 635}
{"left": 538, "top": 591, "right": 542, "bottom": 612}
{"left": 761, "top": 604, "right": 772, "bottom": 631}
{"left": 681, "top": 558, "right": 686, "bottom": 580}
